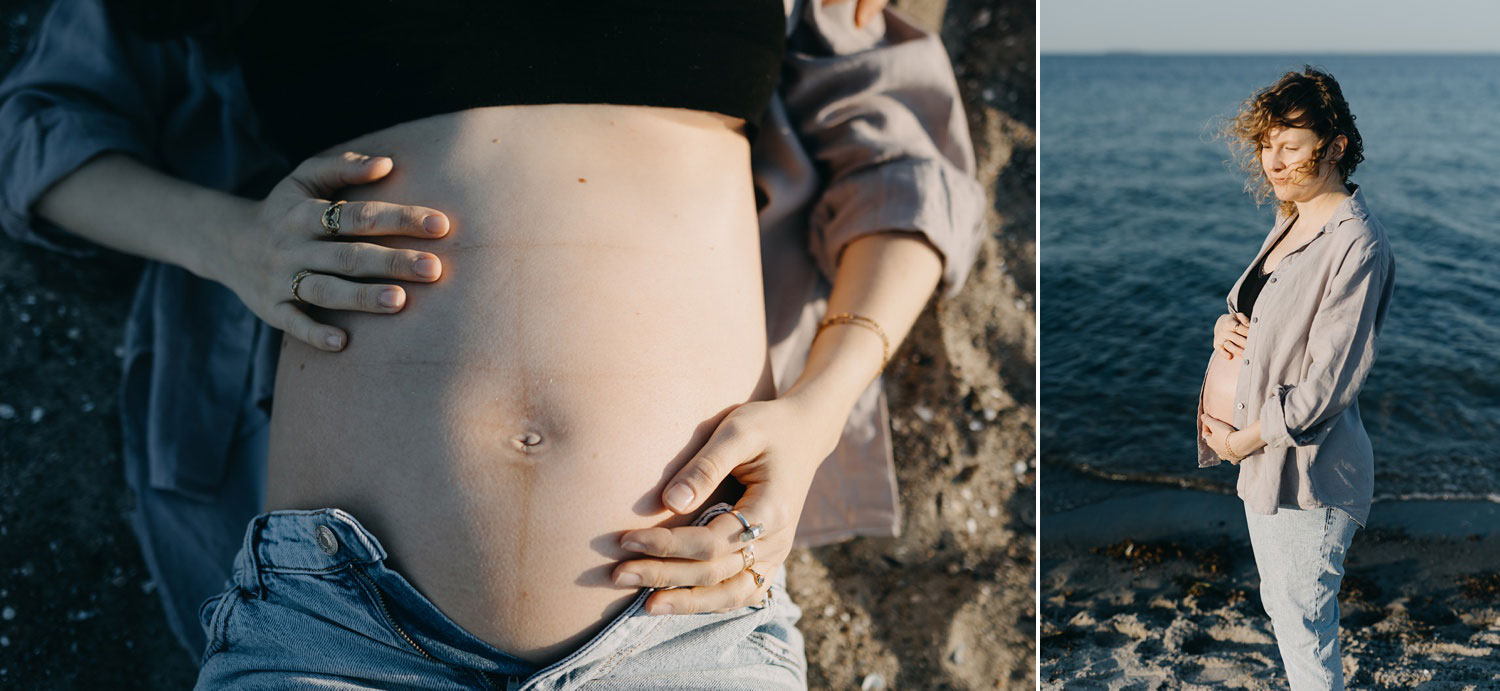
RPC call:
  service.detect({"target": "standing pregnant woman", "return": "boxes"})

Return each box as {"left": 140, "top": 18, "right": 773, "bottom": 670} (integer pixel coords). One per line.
{"left": 1197, "top": 67, "right": 1395, "bottom": 691}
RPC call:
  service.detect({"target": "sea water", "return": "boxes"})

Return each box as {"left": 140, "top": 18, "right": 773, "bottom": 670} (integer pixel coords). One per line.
{"left": 1041, "top": 55, "right": 1500, "bottom": 502}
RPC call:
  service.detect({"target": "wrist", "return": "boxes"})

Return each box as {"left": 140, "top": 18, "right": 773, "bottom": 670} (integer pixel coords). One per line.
{"left": 191, "top": 195, "right": 255, "bottom": 284}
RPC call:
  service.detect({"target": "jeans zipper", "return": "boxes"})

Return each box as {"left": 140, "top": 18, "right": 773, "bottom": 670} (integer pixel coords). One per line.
{"left": 353, "top": 565, "right": 437, "bottom": 663}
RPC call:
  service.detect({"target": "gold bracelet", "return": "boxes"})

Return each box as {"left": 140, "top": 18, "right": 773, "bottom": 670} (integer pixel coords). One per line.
{"left": 1224, "top": 432, "right": 1245, "bottom": 461}
{"left": 817, "top": 312, "right": 890, "bottom": 370}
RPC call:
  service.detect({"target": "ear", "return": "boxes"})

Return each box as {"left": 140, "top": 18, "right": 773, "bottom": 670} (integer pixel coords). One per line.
{"left": 1326, "top": 134, "right": 1348, "bottom": 162}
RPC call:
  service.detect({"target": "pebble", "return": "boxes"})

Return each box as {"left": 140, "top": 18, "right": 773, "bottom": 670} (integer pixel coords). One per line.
{"left": 0, "top": 404, "right": 14, "bottom": 420}
{"left": 0, "top": 636, "right": 8, "bottom": 647}
{"left": 982, "top": 408, "right": 998, "bottom": 422}
{"left": 17, "top": 312, "right": 29, "bottom": 323}
{"left": 66, "top": 327, "right": 80, "bottom": 340}
{"left": 1014, "top": 299, "right": 1027, "bottom": 312}
{"left": 1013, "top": 460, "right": 1028, "bottom": 476}
{"left": 861, "top": 673, "right": 886, "bottom": 690}
{"left": 949, "top": 642, "right": 968, "bottom": 665}
{"left": 966, "top": 518, "right": 977, "bottom": 535}
{"left": 29, "top": 407, "right": 44, "bottom": 424}
{"left": 1, "top": 606, "right": 13, "bottom": 621}
{"left": 961, "top": 488, "right": 973, "bottom": 501}
{"left": 822, "top": 605, "right": 836, "bottom": 618}
{"left": 988, "top": 506, "right": 1000, "bottom": 518}
{"left": 113, "top": 345, "right": 125, "bottom": 359}
{"left": 968, "top": 419, "right": 983, "bottom": 432}
{"left": 982, "top": 88, "right": 996, "bottom": 102}
{"left": 913, "top": 405, "right": 934, "bottom": 423}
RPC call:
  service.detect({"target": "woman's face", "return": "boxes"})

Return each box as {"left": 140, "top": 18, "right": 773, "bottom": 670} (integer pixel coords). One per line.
{"left": 1259, "top": 124, "right": 1346, "bottom": 203}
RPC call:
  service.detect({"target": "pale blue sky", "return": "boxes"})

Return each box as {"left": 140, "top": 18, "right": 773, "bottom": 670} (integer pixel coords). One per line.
{"left": 1043, "top": 0, "right": 1500, "bottom": 54}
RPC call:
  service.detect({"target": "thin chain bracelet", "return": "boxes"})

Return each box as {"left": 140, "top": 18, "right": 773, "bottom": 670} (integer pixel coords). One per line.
{"left": 817, "top": 312, "right": 890, "bottom": 370}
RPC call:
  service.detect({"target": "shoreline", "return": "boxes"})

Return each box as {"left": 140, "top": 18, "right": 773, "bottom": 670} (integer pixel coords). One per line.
{"left": 1042, "top": 465, "right": 1500, "bottom": 689}
{"left": 1044, "top": 464, "right": 1500, "bottom": 549}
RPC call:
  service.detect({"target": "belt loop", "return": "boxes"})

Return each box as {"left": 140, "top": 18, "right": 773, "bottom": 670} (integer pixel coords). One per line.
{"left": 232, "top": 514, "right": 266, "bottom": 598}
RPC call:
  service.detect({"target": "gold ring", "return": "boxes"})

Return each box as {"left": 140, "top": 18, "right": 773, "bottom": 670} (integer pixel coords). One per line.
{"left": 746, "top": 566, "right": 766, "bottom": 589}
{"left": 321, "top": 200, "right": 347, "bottom": 235}
{"left": 740, "top": 543, "right": 756, "bottom": 571}
{"left": 729, "top": 510, "right": 764, "bottom": 543}
{"left": 290, "top": 270, "right": 315, "bottom": 303}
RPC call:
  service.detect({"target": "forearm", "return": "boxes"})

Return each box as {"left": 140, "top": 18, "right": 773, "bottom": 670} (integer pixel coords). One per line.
{"left": 1229, "top": 421, "right": 1267, "bottom": 457}
{"left": 781, "top": 231, "right": 944, "bottom": 433}
{"left": 33, "top": 152, "right": 249, "bottom": 280}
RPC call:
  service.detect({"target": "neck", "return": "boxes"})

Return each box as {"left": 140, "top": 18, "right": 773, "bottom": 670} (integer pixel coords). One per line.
{"left": 1291, "top": 180, "right": 1351, "bottom": 229}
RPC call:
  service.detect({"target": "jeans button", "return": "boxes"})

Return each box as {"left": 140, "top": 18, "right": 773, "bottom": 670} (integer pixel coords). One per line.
{"left": 315, "top": 525, "right": 339, "bottom": 555}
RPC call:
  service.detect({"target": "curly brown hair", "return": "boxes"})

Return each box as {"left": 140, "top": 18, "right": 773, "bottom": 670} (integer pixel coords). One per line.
{"left": 1223, "top": 66, "right": 1363, "bottom": 216}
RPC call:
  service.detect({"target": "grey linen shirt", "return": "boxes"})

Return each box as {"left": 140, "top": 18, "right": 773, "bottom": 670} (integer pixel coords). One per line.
{"left": 0, "top": 0, "right": 984, "bottom": 546}
{"left": 1197, "top": 186, "right": 1395, "bottom": 527}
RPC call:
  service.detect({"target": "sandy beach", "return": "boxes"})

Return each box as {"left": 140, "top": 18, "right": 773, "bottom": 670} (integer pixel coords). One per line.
{"left": 0, "top": 0, "right": 1035, "bottom": 688}
{"left": 1041, "top": 466, "right": 1500, "bottom": 689}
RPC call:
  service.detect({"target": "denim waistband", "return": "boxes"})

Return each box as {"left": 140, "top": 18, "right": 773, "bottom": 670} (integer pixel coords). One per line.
{"left": 229, "top": 508, "right": 387, "bottom": 595}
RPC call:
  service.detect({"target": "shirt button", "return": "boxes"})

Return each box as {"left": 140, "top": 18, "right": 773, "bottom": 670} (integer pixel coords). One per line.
{"left": 1237, "top": 403, "right": 1245, "bottom": 410}
{"left": 1242, "top": 358, "right": 1250, "bottom": 365}
{"left": 315, "top": 525, "right": 339, "bottom": 555}
{"left": 1252, "top": 316, "right": 1259, "bottom": 324}
{"left": 1269, "top": 277, "right": 1278, "bottom": 284}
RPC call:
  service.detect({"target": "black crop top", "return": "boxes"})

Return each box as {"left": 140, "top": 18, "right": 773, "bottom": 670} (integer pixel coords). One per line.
{"left": 231, "top": 1, "right": 786, "bottom": 162}
{"left": 1237, "top": 253, "right": 1272, "bottom": 318}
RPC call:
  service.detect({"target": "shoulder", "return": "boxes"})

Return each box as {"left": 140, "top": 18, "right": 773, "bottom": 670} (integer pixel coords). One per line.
{"left": 1328, "top": 189, "right": 1392, "bottom": 266}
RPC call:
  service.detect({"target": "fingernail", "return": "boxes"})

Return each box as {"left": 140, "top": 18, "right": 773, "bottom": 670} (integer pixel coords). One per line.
{"left": 664, "top": 484, "right": 694, "bottom": 512}
{"left": 651, "top": 603, "right": 674, "bottom": 616}
{"left": 614, "top": 572, "right": 641, "bottom": 587}
{"left": 621, "top": 541, "right": 647, "bottom": 553}
{"left": 413, "top": 257, "right": 439, "bottom": 279}
{"left": 379, "top": 289, "right": 402, "bottom": 308}
{"left": 325, "top": 333, "right": 344, "bottom": 350}
{"left": 423, "top": 215, "right": 448, "bottom": 234}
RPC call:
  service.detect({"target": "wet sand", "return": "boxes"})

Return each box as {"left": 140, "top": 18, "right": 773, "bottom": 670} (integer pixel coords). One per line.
{"left": 1042, "top": 467, "right": 1500, "bottom": 689}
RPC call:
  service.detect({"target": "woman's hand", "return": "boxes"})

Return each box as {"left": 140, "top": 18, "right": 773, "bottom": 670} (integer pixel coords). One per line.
{"left": 213, "top": 151, "right": 450, "bottom": 352}
{"left": 1214, "top": 312, "right": 1250, "bottom": 360}
{"left": 1200, "top": 413, "right": 1242, "bottom": 464}
{"left": 611, "top": 396, "right": 839, "bottom": 614}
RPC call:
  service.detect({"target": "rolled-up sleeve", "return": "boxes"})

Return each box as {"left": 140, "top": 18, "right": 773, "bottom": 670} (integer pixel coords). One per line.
{"left": 780, "top": 1, "right": 986, "bottom": 297}
{"left": 1260, "top": 237, "right": 1392, "bottom": 448}
{"left": 0, "top": 0, "right": 172, "bottom": 257}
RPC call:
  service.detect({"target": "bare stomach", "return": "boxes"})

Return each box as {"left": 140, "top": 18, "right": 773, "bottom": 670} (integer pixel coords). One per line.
{"left": 1201, "top": 349, "right": 1240, "bottom": 425}
{"left": 265, "top": 104, "right": 772, "bottom": 664}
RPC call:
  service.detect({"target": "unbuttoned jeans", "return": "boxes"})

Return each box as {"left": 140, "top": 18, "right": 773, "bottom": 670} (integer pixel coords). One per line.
{"left": 194, "top": 504, "right": 805, "bottom": 690}
{"left": 1244, "top": 504, "right": 1358, "bottom": 691}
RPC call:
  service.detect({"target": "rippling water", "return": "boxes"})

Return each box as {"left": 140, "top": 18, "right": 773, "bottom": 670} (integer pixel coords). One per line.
{"left": 1041, "top": 55, "right": 1500, "bottom": 501}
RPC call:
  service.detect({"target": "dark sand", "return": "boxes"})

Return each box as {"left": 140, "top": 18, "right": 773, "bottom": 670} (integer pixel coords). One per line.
{"left": 0, "top": 0, "right": 1035, "bottom": 688}
{"left": 1042, "top": 467, "right": 1500, "bottom": 689}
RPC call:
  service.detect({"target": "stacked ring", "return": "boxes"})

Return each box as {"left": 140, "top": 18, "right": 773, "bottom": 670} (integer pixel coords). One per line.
{"left": 290, "top": 269, "right": 315, "bottom": 303}
{"left": 740, "top": 543, "right": 756, "bottom": 571}
{"left": 729, "top": 510, "right": 764, "bottom": 543}
{"left": 746, "top": 566, "right": 766, "bottom": 589}
{"left": 321, "top": 200, "right": 347, "bottom": 235}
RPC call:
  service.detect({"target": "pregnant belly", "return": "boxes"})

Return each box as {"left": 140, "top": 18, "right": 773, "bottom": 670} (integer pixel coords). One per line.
{"left": 264, "top": 105, "right": 771, "bottom": 664}
{"left": 1201, "top": 350, "right": 1241, "bottom": 425}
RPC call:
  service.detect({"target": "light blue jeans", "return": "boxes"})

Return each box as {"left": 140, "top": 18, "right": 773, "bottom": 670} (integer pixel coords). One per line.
{"left": 194, "top": 504, "right": 805, "bottom": 689}
{"left": 1244, "top": 504, "right": 1359, "bottom": 691}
